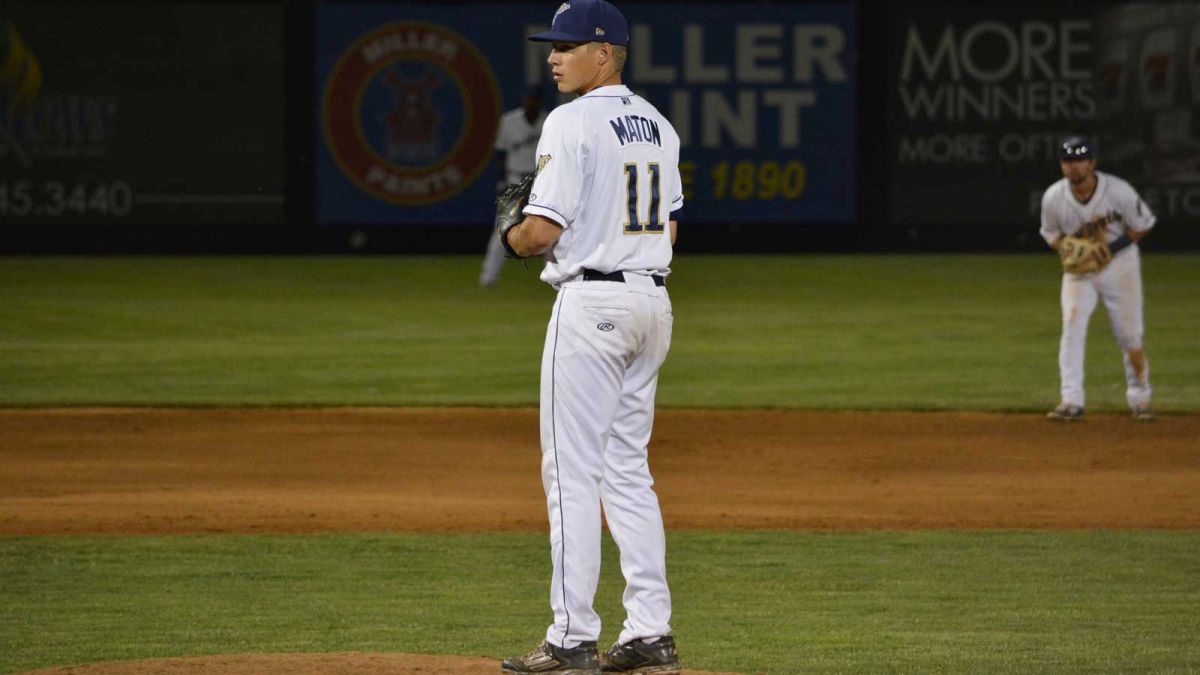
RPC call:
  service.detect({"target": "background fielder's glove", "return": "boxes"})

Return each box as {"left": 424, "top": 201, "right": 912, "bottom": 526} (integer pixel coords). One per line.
{"left": 494, "top": 173, "right": 535, "bottom": 259}
{"left": 1058, "top": 235, "right": 1112, "bottom": 274}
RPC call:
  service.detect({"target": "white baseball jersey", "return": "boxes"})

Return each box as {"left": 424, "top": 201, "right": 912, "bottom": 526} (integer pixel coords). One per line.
{"left": 495, "top": 107, "right": 548, "bottom": 185}
{"left": 524, "top": 84, "right": 682, "bottom": 286}
{"left": 1039, "top": 171, "right": 1156, "bottom": 247}
{"left": 1039, "top": 170, "right": 1154, "bottom": 410}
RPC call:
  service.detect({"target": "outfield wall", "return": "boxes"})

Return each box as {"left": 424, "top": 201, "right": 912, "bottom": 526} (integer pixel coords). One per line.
{"left": 1, "top": 0, "right": 1197, "bottom": 253}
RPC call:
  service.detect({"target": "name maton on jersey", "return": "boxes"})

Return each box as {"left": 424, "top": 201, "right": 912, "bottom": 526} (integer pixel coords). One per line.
{"left": 609, "top": 114, "right": 662, "bottom": 147}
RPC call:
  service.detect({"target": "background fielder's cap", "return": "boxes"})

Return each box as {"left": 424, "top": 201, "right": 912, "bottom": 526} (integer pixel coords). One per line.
{"left": 528, "top": 0, "right": 629, "bottom": 46}
{"left": 1059, "top": 135, "right": 1095, "bottom": 161}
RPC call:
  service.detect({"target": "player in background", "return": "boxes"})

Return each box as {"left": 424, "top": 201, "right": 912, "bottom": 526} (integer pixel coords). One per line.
{"left": 498, "top": 1, "right": 683, "bottom": 673}
{"left": 1040, "top": 136, "right": 1156, "bottom": 422}
{"left": 481, "top": 87, "right": 548, "bottom": 287}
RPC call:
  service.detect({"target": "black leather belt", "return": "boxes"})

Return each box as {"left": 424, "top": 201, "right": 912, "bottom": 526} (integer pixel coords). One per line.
{"left": 582, "top": 268, "right": 665, "bottom": 287}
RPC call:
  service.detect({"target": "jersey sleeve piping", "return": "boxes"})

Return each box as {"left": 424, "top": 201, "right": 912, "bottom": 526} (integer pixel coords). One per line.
{"left": 525, "top": 203, "right": 569, "bottom": 227}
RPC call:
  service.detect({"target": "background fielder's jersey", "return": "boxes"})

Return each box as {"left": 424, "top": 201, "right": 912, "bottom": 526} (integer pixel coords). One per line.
{"left": 523, "top": 84, "right": 683, "bottom": 287}
{"left": 1039, "top": 171, "right": 1156, "bottom": 248}
{"left": 495, "top": 107, "right": 548, "bottom": 185}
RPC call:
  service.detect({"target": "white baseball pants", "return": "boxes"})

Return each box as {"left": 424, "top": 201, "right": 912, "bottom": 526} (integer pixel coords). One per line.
{"left": 480, "top": 232, "right": 506, "bottom": 286}
{"left": 1058, "top": 246, "right": 1151, "bottom": 409}
{"left": 539, "top": 274, "right": 673, "bottom": 649}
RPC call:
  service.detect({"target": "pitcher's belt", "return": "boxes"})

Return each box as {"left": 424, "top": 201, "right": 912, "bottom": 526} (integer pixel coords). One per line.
{"left": 581, "top": 268, "right": 666, "bottom": 287}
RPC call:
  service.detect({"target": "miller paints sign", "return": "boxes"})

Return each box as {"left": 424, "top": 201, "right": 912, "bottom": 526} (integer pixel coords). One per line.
{"left": 321, "top": 22, "right": 501, "bottom": 207}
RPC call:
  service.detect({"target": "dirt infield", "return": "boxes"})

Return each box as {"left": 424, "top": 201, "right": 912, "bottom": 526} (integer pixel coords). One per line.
{"left": 5, "top": 407, "right": 1198, "bottom": 675}
{"left": 3, "top": 407, "right": 1198, "bottom": 535}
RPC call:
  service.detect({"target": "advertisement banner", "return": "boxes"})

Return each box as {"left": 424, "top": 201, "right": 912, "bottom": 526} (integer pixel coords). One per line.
{"left": 1093, "top": 3, "right": 1200, "bottom": 225}
{"left": 315, "top": 2, "right": 856, "bottom": 225}
{"left": 887, "top": 4, "right": 1097, "bottom": 226}
{"left": 888, "top": 2, "right": 1200, "bottom": 229}
{"left": 0, "top": 3, "right": 286, "bottom": 227}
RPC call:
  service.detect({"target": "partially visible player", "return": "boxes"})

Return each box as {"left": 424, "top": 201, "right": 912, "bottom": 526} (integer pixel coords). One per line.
{"left": 496, "top": 0, "right": 684, "bottom": 673}
{"left": 480, "top": 87, "right": 548, "bottom": 287}
{"left": 1040, "top": 135, "right": 1156, "bottom": 421}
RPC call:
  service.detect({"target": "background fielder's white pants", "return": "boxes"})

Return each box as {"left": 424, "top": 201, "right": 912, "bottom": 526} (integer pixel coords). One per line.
{"left": 539, "top": 275, "right": 673, "bottom": 649}
{"left": 1058, "top": 246, "right": 1151, "bottom": 409}
{"left": 480, "top": 232, "right": 506, "bottom": 286}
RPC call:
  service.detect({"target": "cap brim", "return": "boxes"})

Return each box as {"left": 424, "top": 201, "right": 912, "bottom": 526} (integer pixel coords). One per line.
{"left": 528, "top": 30, "right": 591, "bottom": 43}
{"left": 528, "top": 30, "right": 626, "bottom": 45}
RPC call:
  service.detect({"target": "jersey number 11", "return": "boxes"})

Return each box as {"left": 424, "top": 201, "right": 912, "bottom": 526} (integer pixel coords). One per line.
{"left": 623, "top": 162, "right": 663, "bottom": 234}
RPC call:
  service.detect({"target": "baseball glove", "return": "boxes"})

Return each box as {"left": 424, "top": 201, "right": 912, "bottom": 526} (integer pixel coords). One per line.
{"left": 1059, "top": 235, "right": 1112, "bottom": 274}
{"left": 494, "top": 173, "right": 535, "bottom": 259}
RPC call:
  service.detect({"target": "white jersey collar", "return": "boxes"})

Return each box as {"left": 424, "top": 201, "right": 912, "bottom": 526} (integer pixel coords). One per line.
{"left": 581, "top": 84, "right": 633, "bottom": 99}
{"left": 1071, "top": 172, "right": 1105, "bottom": 207}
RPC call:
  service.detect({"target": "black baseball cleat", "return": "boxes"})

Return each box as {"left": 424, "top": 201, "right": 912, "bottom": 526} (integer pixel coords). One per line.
{"left": 1046, "top": 403, "right": 1084, "bottom": 421}
{"left": 501, "top": 640, "right": 600, "bottom": 674}
{"left": 600, "top": 636, "right": 680, "bottom": 674}
{"left": 1132, "top": 405, "right": 1155, "bottom": 422}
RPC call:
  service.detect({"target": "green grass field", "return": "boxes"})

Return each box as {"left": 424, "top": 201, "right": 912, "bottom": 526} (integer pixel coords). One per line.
{"left": 1, "top": 254, "right": 1197, "bottom": 410}
{"left": 2, "top": 532, "right": 1198, "bottom": 674}
{"left": 1, "top": 255, "right": 1198, "bottom": 674}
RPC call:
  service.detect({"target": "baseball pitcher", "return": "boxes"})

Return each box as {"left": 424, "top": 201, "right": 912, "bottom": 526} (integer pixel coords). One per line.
{"left": 495, "top": 1, "right": 683, "bottom": 673}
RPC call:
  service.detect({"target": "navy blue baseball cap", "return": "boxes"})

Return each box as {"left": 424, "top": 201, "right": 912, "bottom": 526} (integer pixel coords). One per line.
{"left": 1059, "top": 135, "right": 1095, "bottom": 161}
{"left": 528, "top": 0, "right": 629, "bottom": 46}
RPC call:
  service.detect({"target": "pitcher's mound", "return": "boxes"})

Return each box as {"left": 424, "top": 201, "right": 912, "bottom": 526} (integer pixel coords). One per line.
{"left": 20, "top": 652, "right": 734, "bottom": 674}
